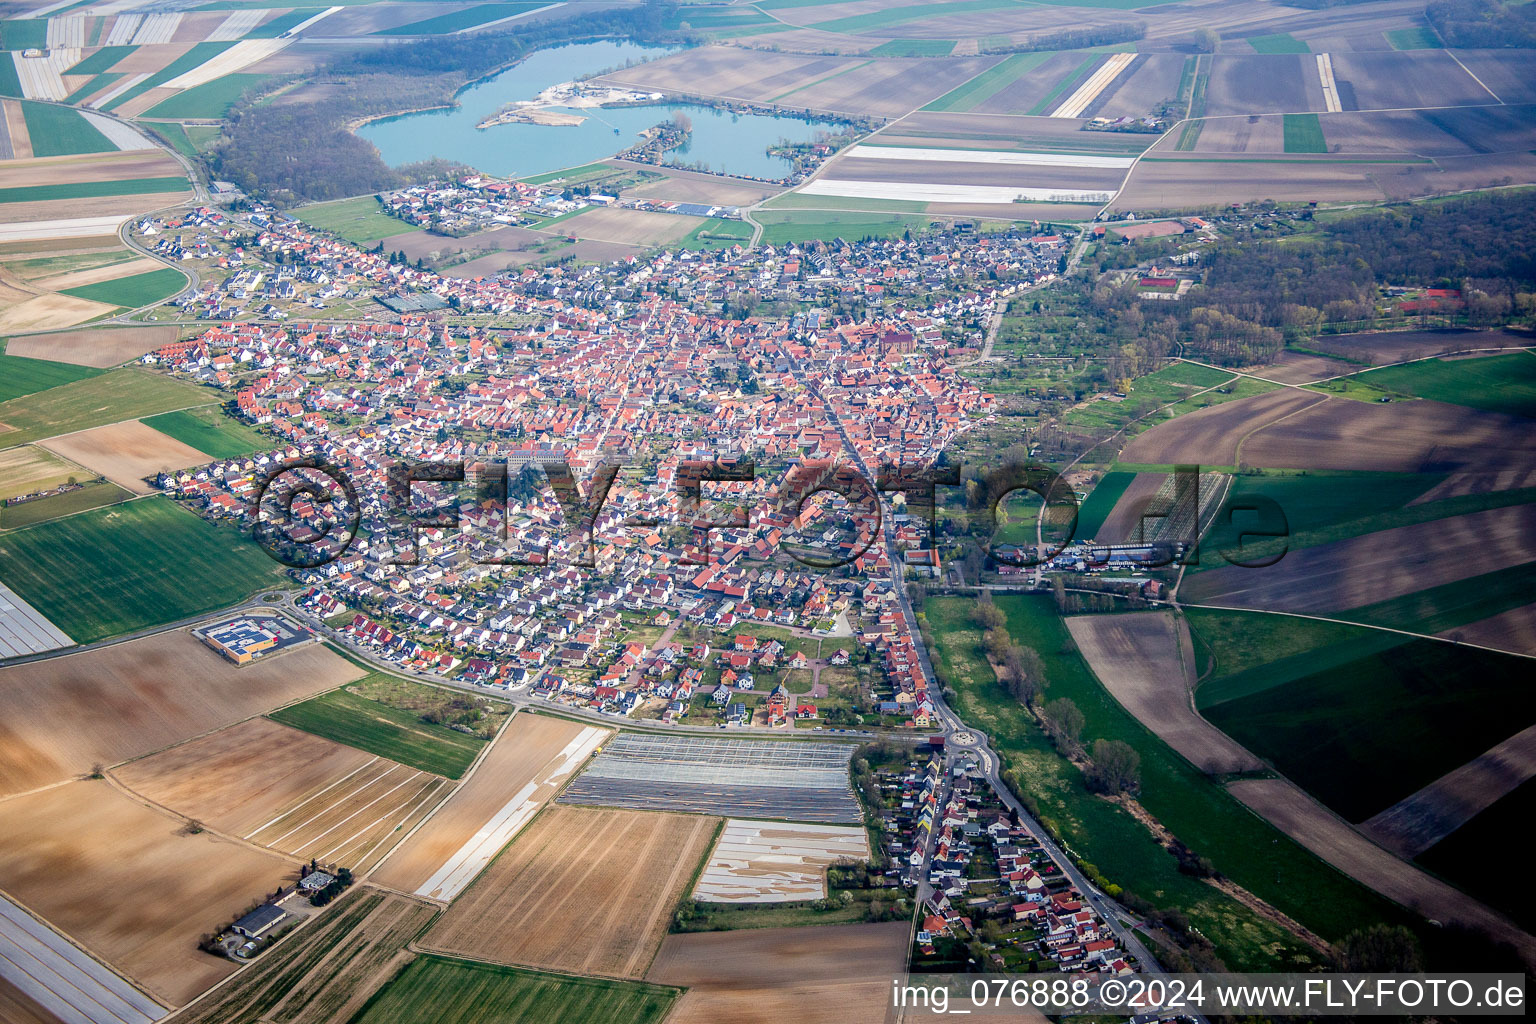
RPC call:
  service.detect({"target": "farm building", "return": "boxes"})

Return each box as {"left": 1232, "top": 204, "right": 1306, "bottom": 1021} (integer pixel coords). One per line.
{"left": 232, "top": 904, "right": 287, "bottom": 939}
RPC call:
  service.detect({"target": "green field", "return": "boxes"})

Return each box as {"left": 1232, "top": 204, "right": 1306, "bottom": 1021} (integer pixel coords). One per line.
{"left": 61, "top": 268, "right": 188, "bottom": 308}
{"left": 1200, "top": 632, "right": 1536, "bottom": 822}
{"left": 103, "top": 41, "right": 235, "bottom": 111}
{"left": 0, "top": 18, "right": 46, "bottom": 50}
{"left": 148, "top": 121, "right": 200, "bottom": 162}
{"left": 353, "top": 957, "right": 680, "bottom": 1024}
{"left": 867, "top": 39, "right": 955, "bottom": 56}
{"left": 1025, "top": 56, "right": 1098, "bottom": 116}
{"left": 145, "top": 73, "right": 271, "bottom": 119}
{"left": 922, "top": 51, "right": 1052, "bottom": 112}
{"left": 1248, "top": 33, "right": 1310, "bottom": 53}
{"left": 1384, "top": 26, "right": 1439, "bottom": 50}
{"left": 297, "top": 196, "right": 406, "bottom": 244}
{"left": 1072, "top": 469, "right": 1135, "bottom": 540}
{"left": 0, "top": 58, "right": 21, "bottom": 98}
{"left": 664, "top": 5, "right": 776, "bottom": 29}
{"left": 925, "top": 595, "right": 1411, "bottom": 970}
{"left": 0, "top": 496, "right": 278, "bottom": 642}
{"left": 0, "top": 352, "right": 103, "bottom": 403}
{"left": 0, "top": 480, "right": 132, "bottom": 530}
{"left": 756, "top": 210, "right": 933, "bottom": 245}
{"left": 66, "top": 45, "right": 136, "bottom": 75}
{"left": 63, "top": 72, "right": 123, "bottom": 105}
{"left": 1417, "top": 776, "right": 1536, "bottom": 930}
{"left": 810, "top": 0, "right": 1020, "bottom": 32}
{"left": 377, "top": 2, "right": 546, "bottom": 35}
{"left": 0, "top": 368, "right": 214, "bottom": 447}
{"left": 270, "top": 686, "right": 487, "bottom": 778}
{"left": 1347, "top": 351, "right": 1536, "bottom": 419}
{"left": 679, "top": 216, "right": 753, "bottom": 250}
{"left": 1341, "top": 562, "right": 1536, "bottom": 636}
{"left": 18, "top": 102, "right": 116, "bottom": 158}
{"left": 1057, "top": 360, "right": 1246, "bottom": 435}
{"left": 247, "top": 7, "right": 318, "bottom": 37}
{"left": 0, "top": 176, "right": 189, "bottom": 205}
{"left": 1282, "top": 112, "right": 1326, "bottom": 153}
{"left": 142, "top": 406, "right": 268, "bottom": 458}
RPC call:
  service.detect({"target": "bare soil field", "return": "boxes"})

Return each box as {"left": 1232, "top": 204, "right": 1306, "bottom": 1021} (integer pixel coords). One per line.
{"left": 1182, "top": 115, "right": 1286, "bottom": 155}
{"left": 0, "top": 977, "right": 57, "bottom": 1024}
{"left": 822, "top": 153, "right": 1126, "bottom": 192}
{"left": 1, "top": 100, "right": 31, "bottom": 161}
{"left": 1300, "top": 105, "right": 1536, "bottom": 158}
{"left": 621, "top": 165, "right": 783, "bottom": 205}
{"left": 1180, "top": 502, "right": 1536, "bottom": 615}
{"left": 1411, "top": 466, "right": 1536, "bottom": 505}
{"left": 1118, "top": 387, "right": 1327, "bottom": 466}
{"left": 1363, "top": 723, "right": 1536, "bottom": 858}
{"left": 40, "top": 419, "right": 210, "bottom": 494}
{"left": 31, "top": 256, "right": 161, "bottom": 292}
{"left": 1249, "top": 349, "right": 1358, "bottom": 384}
{"left": 647, "top": 922, "right": 912, "bottom": 1024}
{"left": 0, "top": 151, "right": 183, "bottom": 190}
{"left": 1067, "top": 611, "right": 1264, "bottom": 774}
{"left": 1092, "top": 471, "right": 1166, "bottom": 544}
{"left": 1449, "top": 51, "right": 1536, "bottom": 105}
{"left": 1091, "top": 53, "right": 1186, "bottom": 120}
{"left": 562, "top": 207, "right": 701, "bottom": 246}
{"left": 693, "top": 819, "right": 870, "bottom": 902}
{"left": 1309, "top": 327, "right": 1532, "bottom": 365}
{"left": 598, "top": 47, "right": 846, "bottom": 103}
{"left": 1205, "top": 55, "right": 1322, "bottom": 117}
{"left": 0, "top": 779, "right": 293, "bottom": 1006}
{"left": 110, "top": 42, "right": 193, "bottom": 73}
{"left": 0, "top": 293, "right": 118, "bottom": 332}
{"left": 176, "top": 887, "right": 438, "bottom": 1024}
{"left": 964, "top": 53, "right": 1093, "bottom": 116}
{"left": 171, "top": 11, "right": 225, "bottom": 42}
{"left": 790, "top": 57, "right": 1000, "bottom": 118}
{"left": 0, "top": 630, "right": 361, "bottom": 797}
{"left": 1439, "top": 602, "right": 1536, "bottom": 658}
{"left": 1329, "top": 51, "right": 1494, "bottom": 112}
{"left": 1116, "top": 157, "right": 1391, "bottom": 208}
{"left": 1228, "top": 778, "right": 1536, "bottom": 963}
{"left": 421, "top": 804, "right": 716, "bottom": 979}
{"left": 0, "top": 193, "right": 190, "bottom": 225}
{"left": 0, "top": 445, "right": 83, "bottom": 500}
{"left": 114, "top": 717, "right": 449, "bottom": 874}
{"left": 4, "top": 324, "right": 177, "bottom": 367}
{"left": 372, "top": 713, "right": 606, "bottom": 898}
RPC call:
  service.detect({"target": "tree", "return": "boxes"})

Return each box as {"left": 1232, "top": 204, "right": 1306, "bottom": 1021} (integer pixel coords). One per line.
{"left": 974, "top": 600, "right": 1005, "bottom": 632}
{"left": 1332, "top": 924, "right": 1423, "bottom": 973}
{"left": 1085, "top": 739, "right": 1141, "bottom": 794}
{"left": 1041, "top": 697, "right": 1084, "bottom": 753}
{"left": 1193, "top": 27, "right": 1219, "bottom": 52}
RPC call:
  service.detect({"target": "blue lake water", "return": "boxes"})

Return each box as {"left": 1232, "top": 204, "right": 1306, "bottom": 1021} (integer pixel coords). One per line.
{"left": 357, "top": 41, "right": 836, "bottom": 181}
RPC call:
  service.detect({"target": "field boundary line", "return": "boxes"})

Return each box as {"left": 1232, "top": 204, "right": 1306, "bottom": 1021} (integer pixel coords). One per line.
{"left": 1180, "top": 602, "right": 1536, "bottom": 661}
{"left": 348, "top": 777, "right": 450, "bottom": 873}
{"left": 100, "top": 766, "right": 302, "bottom": 868}
{"left": 264, "top": 763, "right": 404, "bottom": 849}
{"left": 244, "top": 756, "right": 381, "bottom": 839}
{"left": 1444, "top": 49, "right": 1500, "bottom": 103}
{"left": 315, "top": 772, "right": 434, "bottom": 861}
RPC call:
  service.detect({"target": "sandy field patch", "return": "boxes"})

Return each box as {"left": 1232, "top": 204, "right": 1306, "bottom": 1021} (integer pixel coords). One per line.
{"left": 0, "top": 150, "right": 183, "bottom": 190}
{"left": 1363, "top": 723, "right": 1536, "bottom": 858}
{"left": 561, "top": 207, "right": 701, "bottom": 246}
{"left": 30, "top": 255, "right": 162, "bottom": 292}
{"left": 0, "top": 779, "right": 293, "bottom": 1006}
{"left": 2, "top": 99, "right": 32, "bottom": 161}
{"left": 694, "top": 819, "right": 869, "bottom": 902}
{"left": 4, "top": 324, "right": 178, "bottom": 367}
{"left": 1067, "top": 611, "right": 1264, "bottom": 774}
{"left": 1181, "top": 502, "right": 1536, "bottom": 616}
{"left": 1227, "top": 778, "right": 1536, "bottom": 963}
{"left": 647, "top": 922, "right": 914, "bottom": 1024}
{"left": 40, "top": 419, "right": 210, "bottom": 494}
{"left": 0, "top": 292, "right": 118, "bottom": 332}
{"left": 421, "top": 804, "right": 716, "bottom": 979}
{"left": 114, "top": 716, "right": 449, "bottom": 874}
{"left": 0, "top": 629, "right": 361, "bottom": 797}
{"left": 1118, "top": 387, "right": 1328, "bottom": 466}
{"left": 0, "top": 445, "right": 85, "bottom": 499}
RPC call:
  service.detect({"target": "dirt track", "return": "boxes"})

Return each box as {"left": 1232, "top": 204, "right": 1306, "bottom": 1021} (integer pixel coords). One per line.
{"left": 421, "top": 804, "right": 715, "bottom": 979}
{"left": 1066, "top": 611, "right": 1264, "bottom": 774}
{"left": 1228, "top": 778, "right": 1536, "bottom": 966}
{"left": 1362, "top": 723, "right": 1536, "bottom": 858}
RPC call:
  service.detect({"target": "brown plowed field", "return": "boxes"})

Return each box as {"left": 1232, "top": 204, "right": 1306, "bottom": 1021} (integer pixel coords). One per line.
{"left": 421, "top": 804, "right": 715, "bottom": 979}
{"left": 371, "top": 713, "right": 601, "bottom": 894}
{"left": 1118, "top": 387, "right": 1326, "bottom": 466}
{"left": 1093, "top": 471, "right": 1166, "bottom": 544}
{"left": 1440, "top": 601, "right": 1536, "bottom": 658}
{"left": 114, "top": 717, "right": 449, "bottom": 873}
{"left": 597, "top": 47, "right": 844, "bottom": 103}
{"left": 1308, "top": 327, "right": 1533, "bottom": 365}
{"left": 40, "top": 419, "right": 209, "bottom": 494}
{"left": 1066, "top": 611, "right": 1264, "bottom": 774}
{"left": 0, "top": 779, "right": 293, "bottom": 1006}
{"left": 0, "top": 630, "right": 361, "bottom": 797}
{"left": 1249, "top": 350, "right": 1357, "bottom": 384}
{"left": 1180, "top": 502, "right": 1536, "bottom": 615}
{"left": 1227, "top": 778, "right": 1536, "bottom": 965}
{"left": 2, "top": 325, "right": 177, "bottom": 367}
{"left": 0, "top": 151, "right": 183, "bottom": 189}
{"left": 647, "top": 922, "right": 918, "bottom": 1024}
{"left": 562, "top": 207, "right": 700, "bottom": 246}
{"left": 0, "top": 977, "right": 58, "bottom": 1024}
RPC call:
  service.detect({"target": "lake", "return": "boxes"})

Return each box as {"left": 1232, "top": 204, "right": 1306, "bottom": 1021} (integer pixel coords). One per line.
{"left": 357, "top": 40, "right": 836, "bottom": 181}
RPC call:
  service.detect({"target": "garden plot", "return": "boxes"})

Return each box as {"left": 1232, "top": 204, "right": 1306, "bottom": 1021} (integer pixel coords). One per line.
{"left": 693, "top": 819, "right": 870, "bottom": 902}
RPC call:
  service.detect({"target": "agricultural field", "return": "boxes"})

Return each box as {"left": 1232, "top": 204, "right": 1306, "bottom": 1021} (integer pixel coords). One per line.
{"left": 143, "top": 71, "right": 269, "bottom": 118}
{"left": 0, "top": 443, "right": 85, "bottom": 499}
{"left": 377, "top": 2, "right": 549, "bottom": 36}
{"left": 0, "top": 494, "right": 279, "bottom": 642}
{"left": 269, "top": 683, "right": 492, "bottom": 779}
{"left": 0, "top": 351, "right": 101, "bottom": 401}
{"left": 0, "top": 367, "right": 213, "bottom": 447}
{"left": 1417, "top": 777, "right": 1536, "bottom": 932}
{"left": 175, "top": 887, "right": 440, "bottom": 1024}
{"left": 1068, "top": 469, "right": 1135, "bottom": 540}
{"left": 59, "top": 265, "right": 186, "bottom": 307}
{"left": 142, "top": 405, "right": 269, "bottom": 458}
{"left": 374, "top": 712, "right": 608, "bottom": 900}
{"left": 422, "top": 804, "right": 717, "bottom": 978}
{"left": 693, "top": 819, "right": 870, "bottom": 902}
{"left": 756, "top": 209, "right": 934, "bottom": 245}
{"left": 115, "top": 716, "right": 451, "bottom": 873}
{"left": 39, "top": 418, "right": 208, "bottom": 493}
{"left": 1341, "top": 351, "right": 1536, "bottom": 419}
{"left": 355, "top": 956, "right": 679, "bottom": 1024}
{"left": 560, "top": 206, "right": 704, "bottom": 246}
{"left": 647, "top": 922, "right": 909, "bottom": 1024}
{"left": 0, "top": 627, "right": 359, "bottom": 795}
{"left": 0, "top": 778, "right": 292, "bottom": 1006}
{"left": 0, "top": 479, "right": 130, "bottom": 528}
